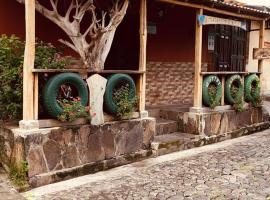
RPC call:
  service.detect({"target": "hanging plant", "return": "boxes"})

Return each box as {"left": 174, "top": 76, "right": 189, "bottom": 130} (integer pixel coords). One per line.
{"left": 113, "top": 84, "right": 137, "bottom": 120}
{"left": 225, "top": 75, "right": 244, "bottom": 112}
{"left": 57, "top": 97, "right": 92, "bottom": 122}
{"left": 250, "top": 80, "right": 262, "bottom": 107}
{"left": 231, "top": 83, "right": 244, "bottom": 112}
{"left": 208, "top": 84, "right": 220, "bottom": 108}
{"left": 244, "top": 74, "right": 261, "bottom": 108}
{"left": 202, "top": 75, "right": 222, "bottom": 108}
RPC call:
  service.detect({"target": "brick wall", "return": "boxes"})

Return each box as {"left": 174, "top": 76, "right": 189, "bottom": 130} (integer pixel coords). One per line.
{"left": 146, "top": 62, "right": 208, "bottom": 107}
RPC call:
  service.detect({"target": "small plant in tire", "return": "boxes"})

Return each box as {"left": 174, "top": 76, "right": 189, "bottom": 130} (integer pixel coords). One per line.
{"left": 208, "top": 84, "right": 220, "bottom": 108}
{"left": 244, "top": 74, "right": 261, "bottom": 107}
{"left": 231, "top": 84, "right": 244, "bottom": 112}
{"left": 225, "top": 75, "right": 244, "bottom": 112}
{"left": 202, "top": 75, "right": 222, "bottom": 108}
{"left": 113, "top": 84, "right": 137, "bottom": 120}
{"left": 57, "top": 97, "right": 91, "bottom": 122}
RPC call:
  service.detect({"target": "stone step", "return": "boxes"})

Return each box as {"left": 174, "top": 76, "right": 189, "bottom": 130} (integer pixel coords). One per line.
{"left": 156, "top": 119, "right": 178, "bottom": 135}
{"left": 148, "top": 109, "right": 160, "bottom": 118}
{"left": 151, "top": 132, "right": 198, "bottom": 156}
{"left": 159, "top": 107, "right": 189, "bottom": 121}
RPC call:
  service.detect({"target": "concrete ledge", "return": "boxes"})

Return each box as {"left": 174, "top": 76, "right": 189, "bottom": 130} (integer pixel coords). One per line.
{"left": 19, "top": 120, "right": 39, "bottom": 130}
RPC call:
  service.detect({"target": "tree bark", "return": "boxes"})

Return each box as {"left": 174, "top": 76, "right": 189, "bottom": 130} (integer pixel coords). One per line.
{"left": 16, "top": 0, "right": 129, "bottom": 71}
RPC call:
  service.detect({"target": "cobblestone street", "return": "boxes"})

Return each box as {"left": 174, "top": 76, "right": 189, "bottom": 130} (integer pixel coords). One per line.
{"left": 23, "top": 129, "right": 270, "bottom": 200}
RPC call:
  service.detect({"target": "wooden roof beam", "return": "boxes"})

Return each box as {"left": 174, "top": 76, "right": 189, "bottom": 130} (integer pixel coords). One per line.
{"left": 158, "top": 0, "right": 266, "bottom": 21}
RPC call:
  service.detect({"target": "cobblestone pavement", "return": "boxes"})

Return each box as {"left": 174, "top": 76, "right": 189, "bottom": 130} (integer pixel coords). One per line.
{"left": 28, "top": 130, "right": 270, "bottom": 200}
{"left": 0, "top": 168, "right": 25, "bottom": 200}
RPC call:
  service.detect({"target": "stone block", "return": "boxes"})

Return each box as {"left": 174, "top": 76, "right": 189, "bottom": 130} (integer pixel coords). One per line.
{"left": 19, "top": 120, "right": 39, "bottom": 130}
{"left": 183, "top": 113, "right": 199, "bottom": 135}
{"left": 142, "top": 118, "right": 155, "bottom": 148}
{"left": 27, "top": 147, "right": 47, "bottom": 177}
{"left": 43, "top": 139, "right": 61, "bottom": 170}
{"left": 62, "top": 145, "right": 81, "bottom": 168}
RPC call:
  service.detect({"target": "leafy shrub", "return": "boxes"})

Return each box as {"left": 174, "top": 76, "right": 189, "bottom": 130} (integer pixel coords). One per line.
{"left": 57, "top": 98, "right": 90, "bottom": 122}
{"left": 9, "top": 161, "right": 29, "bottom": 189}
{"left": 0, "top": 136, "right": 28, "bottom": 189}
{"left": 250, "top": 81, "right": 262, "bottom": 107}
{"left": 231, "top": 83, "right": 244, "bottom": 112}
{"left": 208, "top": 84, "right": 220, "bottom": 108}
{"left": 0, "top": 35, "right": 24, "bottom": 120}
{"left": 0, "top": 35, "right": 68, "bottom": 121}
{"left": 35, "top": 40, "right": 67, "bottom": 69}
{"left": 113, "top": 84, "right": 137, "bottom": 120}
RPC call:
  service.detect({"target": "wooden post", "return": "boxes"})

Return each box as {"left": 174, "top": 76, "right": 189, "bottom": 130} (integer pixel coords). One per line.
{"left": 138, "top": 0, "right": 147, "bottom": 114}
{"left": 23, "top": 0, "right": 35, "bottom": 121}
{"left": 258, "top": 20, "right": 265, "bottom": 93}
{"left": 221, "top": 76, "right": 225, "bottom": 106}
{"left": 34, "top": 74, "right": 39, "bottom": 120}
{"left": 193, "top": 8, "right": 203, "bottom": 109}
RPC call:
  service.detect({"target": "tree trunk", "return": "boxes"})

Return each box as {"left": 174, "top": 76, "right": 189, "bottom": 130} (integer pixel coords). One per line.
{"left": 16, "top": 0, "right": 129, "bottom": 71}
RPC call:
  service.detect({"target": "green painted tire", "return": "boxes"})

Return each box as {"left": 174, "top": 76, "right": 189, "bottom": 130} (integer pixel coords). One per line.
{"left": 42, "top": 73, "right": 88, "bottom": 118}
{"left": 225, "top": 75, "right": 244, "bottom": 105}
{"left": 244, "top": 74, "right": 260, "bottom": 102}
{"left": 104, "top": 74, "right": 136, "bottom": 115}
{"left": 202, "top": 75, "right": 222, "bottom": 107}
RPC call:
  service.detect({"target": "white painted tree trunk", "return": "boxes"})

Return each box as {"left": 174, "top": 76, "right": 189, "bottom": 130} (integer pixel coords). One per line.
{"left": 86, "top": 74, "right": 107, "bottom": 125}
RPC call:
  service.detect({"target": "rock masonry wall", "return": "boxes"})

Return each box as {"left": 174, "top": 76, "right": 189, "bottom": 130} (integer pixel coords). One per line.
{"left": 0, "top": 118, "right": 155, "bottom": 187}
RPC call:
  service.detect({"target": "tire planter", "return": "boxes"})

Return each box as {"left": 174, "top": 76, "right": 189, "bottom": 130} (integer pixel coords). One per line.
{"left": 225, "top": 75, "right": 244, "bottom": 105}
{"left": 244, "top": 74, "right": 260, "bottom": 103}
{"left": 104, "top": 74, "right": 136, "bottom": 115}
{"left": 202, "top": 75, "right": 222, "bottom": 107}
{"left": 43, "top": 73, "right": 88, "bottom": 118}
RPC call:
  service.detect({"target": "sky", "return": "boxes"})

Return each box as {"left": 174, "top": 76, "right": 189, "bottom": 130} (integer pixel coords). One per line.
{"left": 237, "top": 0, "right": 270, "bottom": 6}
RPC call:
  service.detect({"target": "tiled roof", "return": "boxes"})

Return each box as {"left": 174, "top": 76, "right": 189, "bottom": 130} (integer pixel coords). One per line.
{"left": 209, "top": 0, "right": 270, "bottom": 15}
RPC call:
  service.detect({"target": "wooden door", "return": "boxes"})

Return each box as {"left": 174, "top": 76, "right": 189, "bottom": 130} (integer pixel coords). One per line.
{"left": 212, "top": 25, "right": 247, "bottom": 72}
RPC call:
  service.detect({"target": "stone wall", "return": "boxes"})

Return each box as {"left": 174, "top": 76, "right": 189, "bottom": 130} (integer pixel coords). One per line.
{"left": 179, "top": 107, "right": 270, "bottom": 135}
{"left": 0, "top": 118, "right": 155, "bottom": 187}
{"left": 146, "top": 62, "right": 208, "bottom": 107}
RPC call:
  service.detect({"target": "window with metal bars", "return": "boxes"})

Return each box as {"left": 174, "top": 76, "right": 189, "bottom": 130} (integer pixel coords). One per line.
{"left": 211, "top": 25, "right": 247, "bottom": 72}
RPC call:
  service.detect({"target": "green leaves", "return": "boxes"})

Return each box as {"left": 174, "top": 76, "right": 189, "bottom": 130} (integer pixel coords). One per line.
{"left": 231, "top": 83, "right": 244, "bottom": 112}
{"left": 57, "top": 98, "right": 90, "bottom": 122}
{"left": 208, "top": 84, "right": 220, "bottom": 108}
{"left": 35, "top": 40, "right": 68, "bottom": 69}
{"left": 113, "top": 84, "right": 137, "bottom": 120}
{"left": 0, "top": 35, "right": 68, "bottom": 121}
{"left": 0, "top": 35, "right": 24, "bottom": 120}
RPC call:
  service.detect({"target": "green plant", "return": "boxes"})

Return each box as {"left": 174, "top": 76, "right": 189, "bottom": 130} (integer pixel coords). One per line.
{"left": 113, "top": 84, "right": 137, "bottom": 120}
{"left": 208, "top": 84, "right": 220, "bottom": 108}
{"left": 57, "top": 98, "right": 91, "bottom": 122}
{"left": 35, "top": 40, "right": 68, "bottom": 69}
{"left": 0, "top": 35, "right": 69, "bottom": 121}
{"left": 231, "top": 84, "right": 244, "bottom": 112}
{"left": 0, "top": 136, "right": 28, "bottom": 189}
{"left": 9, "top": 161, "right": 28, "bottom": 189}
{"left": 250, "top": 81, "right": 262, "bottom": 108}
{"left": 0, "top": 35, "right": 24, "bottom": 121}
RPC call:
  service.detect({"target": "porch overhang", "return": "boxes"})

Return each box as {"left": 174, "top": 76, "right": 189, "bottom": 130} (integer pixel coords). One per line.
{"left": 158, "top": 0, "right": 270, "bottom": 21}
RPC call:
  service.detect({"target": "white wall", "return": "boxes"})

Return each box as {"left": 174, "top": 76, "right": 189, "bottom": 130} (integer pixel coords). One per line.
{"left": 247, "top": 21, "right": 270, "bottom": 94}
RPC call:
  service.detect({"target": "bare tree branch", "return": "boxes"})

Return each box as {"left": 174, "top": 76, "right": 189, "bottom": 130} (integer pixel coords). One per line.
{"left": 16, "top": 0, "right": 129, "bottom": 71}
